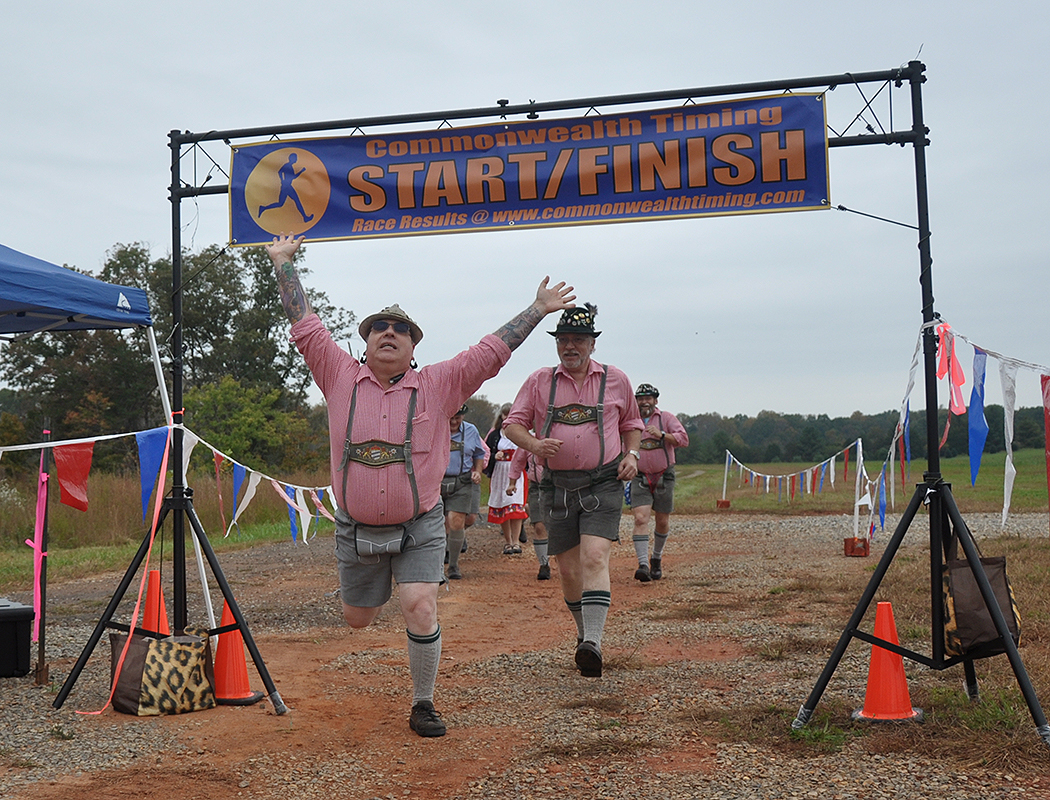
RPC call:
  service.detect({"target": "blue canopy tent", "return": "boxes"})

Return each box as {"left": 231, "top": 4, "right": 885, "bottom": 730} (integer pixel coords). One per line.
{"left": 0, "top": 243, "right": 176, "bottom": 685}
{"left": 0, "top": 243, "right": 153, "bottom": 337}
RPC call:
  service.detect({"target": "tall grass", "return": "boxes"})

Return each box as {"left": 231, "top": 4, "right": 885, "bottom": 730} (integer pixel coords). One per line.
{"left": 0, "top": 468, "right": 332, "bottom": 593}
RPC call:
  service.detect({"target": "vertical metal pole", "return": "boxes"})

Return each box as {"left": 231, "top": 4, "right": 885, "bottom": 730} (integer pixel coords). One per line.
{"left": 907, "top": 61, "right": 940, "bottom": 479}
{"left": 169, "top": 131, "right": 187, "bottom": 633}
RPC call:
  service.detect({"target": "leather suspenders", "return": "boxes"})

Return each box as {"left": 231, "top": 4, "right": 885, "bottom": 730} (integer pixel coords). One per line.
{"left": 539, "top": 364, "right": 609, "bottom": 468}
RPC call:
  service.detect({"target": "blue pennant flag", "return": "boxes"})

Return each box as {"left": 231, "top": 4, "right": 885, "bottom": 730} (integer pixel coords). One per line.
{"left": 232, "top": 463, "right": 246, "bottom": 517}
{"left": 903, "top": 403, "right": 911, "bottom": 464}
{"left": 968, "top": 349, "right": 990, "bottom": 486}
{"left": 135, "top": 427, "right": 169, "bottom": 521}
{"left": 285, "top": 484, "right": 298, "bottom": 541}
{"left": 878, "top": 468, "right": 887, "bottom": 530}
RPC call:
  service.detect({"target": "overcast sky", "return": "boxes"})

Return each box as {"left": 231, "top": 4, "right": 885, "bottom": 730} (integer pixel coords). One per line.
{"left": 3, "top": 2, "right": 1047, "bottom": 420}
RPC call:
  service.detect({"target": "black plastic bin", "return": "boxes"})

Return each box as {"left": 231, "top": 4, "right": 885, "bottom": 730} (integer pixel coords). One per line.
{"left": 0, "top": 598, "right": 34, "bottom": 678}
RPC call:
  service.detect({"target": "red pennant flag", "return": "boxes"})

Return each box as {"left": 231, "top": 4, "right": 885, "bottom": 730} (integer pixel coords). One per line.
{"left": 54, "top": 441, "right": 95, "bottom": 511}
{"left": 790, "top": 474, "right": 796, "bottom": 501}
{"left": 898, "top": 435, "right": 907, "bottom": 490}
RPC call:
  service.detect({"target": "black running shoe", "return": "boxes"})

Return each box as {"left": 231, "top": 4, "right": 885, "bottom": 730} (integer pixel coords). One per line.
{"left": 650, "top": 558, "right": 662, "bottom": 580}
{"left": 634, "top": 565, "right": 651, "bottom": 582}
{"left": 574, "top": 640, "right": 602, "bottom": 677}
{"left": 409, "top": 701, "right": 447, "bottom": 737}
{"left": 537, "top": 563, "right": 551, "bottom": 580}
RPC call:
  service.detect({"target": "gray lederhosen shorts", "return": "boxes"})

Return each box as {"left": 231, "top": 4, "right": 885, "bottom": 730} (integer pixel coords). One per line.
{"left": 540, "top": 462, "right": 624, "bottom": 556}
{"left": 441, "top": 473, "right": 476, "bottom": 515}
{"left": 527, "top": 477, "right": 547, "bottom": 526}
{"left": 630, "top": 465, "right": 677, "bottom": 514}
{"left": 334, "top": 504, "right": 446, "bottom": 608}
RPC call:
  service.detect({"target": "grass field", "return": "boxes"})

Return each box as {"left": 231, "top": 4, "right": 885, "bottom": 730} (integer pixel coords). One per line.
{"left": 1, "top": 449, "right": 1047, "bottom": 594}
{"left": 676, "top": 447, "right": 1050, "bottom": 516}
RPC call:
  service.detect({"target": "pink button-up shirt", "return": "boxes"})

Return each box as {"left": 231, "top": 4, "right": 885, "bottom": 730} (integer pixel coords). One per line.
{"left": 292, "top": 314, "right": 511, "bottom": 525}
{"left": 505, "top": 360, "right": 642, "bottom": 473}
{"left": 637, "top": 408, "right": 690, "bottom": 475}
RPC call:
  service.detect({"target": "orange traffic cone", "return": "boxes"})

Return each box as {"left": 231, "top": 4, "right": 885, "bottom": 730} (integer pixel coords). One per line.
{"left": 213, "top": 600, "right": 265, "bottom": 705}
{"left": 143, "top": 569, "right": 170, "bottom": 635}
{"left": 852, "top": 601, "right": 923, "bottom": 722}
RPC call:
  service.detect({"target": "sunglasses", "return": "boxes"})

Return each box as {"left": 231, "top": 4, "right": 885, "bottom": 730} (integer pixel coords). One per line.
{"left": 371, "top": 320, "right": 412, "bottom": 335}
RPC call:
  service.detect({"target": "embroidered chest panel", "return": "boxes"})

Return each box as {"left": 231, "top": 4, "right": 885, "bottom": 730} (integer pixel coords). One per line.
{"left": 640, "top": 439, "right": 664, "bottom": 451}
{"left": 450, "top": 439, "right": 464, "bottom": 451}
{"left": 347, "top": 440, "right": 407, "bottom": 467}
{"left": 552, "top": 404, "right": 598, "bottom": 426}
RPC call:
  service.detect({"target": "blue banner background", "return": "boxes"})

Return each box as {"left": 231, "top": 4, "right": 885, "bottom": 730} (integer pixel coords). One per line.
{"left": 230, "top": 94, "right": 829, "bottom": 246}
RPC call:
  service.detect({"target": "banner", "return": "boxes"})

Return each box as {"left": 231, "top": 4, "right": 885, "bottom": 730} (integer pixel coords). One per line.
{"left": 230, "top": 94, "right": 829, "bottom": 245}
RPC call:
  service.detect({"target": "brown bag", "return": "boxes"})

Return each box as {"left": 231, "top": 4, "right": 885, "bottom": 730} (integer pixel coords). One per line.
{"left": 110, "top": 627, "right": 216, "bottom": 716}
{"left": 943, "top": 556, "right": 1021, "bottom": 658}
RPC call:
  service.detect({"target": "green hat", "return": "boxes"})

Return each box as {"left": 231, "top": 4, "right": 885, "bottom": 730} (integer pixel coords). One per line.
{"left": 358, "top": 303, "right": 424, "bottom": 345}
{"left": 548, "top": 303, "right": 600, "bottom": 337}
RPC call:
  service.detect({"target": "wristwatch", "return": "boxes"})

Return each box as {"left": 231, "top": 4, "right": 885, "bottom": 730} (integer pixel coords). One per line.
{"left": 628, "top": 450, "right": 640, "bottom": 460}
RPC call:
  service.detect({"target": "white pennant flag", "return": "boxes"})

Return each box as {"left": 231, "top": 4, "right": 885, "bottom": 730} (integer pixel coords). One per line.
{"left": 227, "top": 471, "right": 262, "bottom": 537}
{"left": 1000, "top": 361, "right": 1018, "bottom": 528}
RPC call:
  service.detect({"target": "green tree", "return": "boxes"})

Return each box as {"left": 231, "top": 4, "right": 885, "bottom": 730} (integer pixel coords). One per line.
{"left": 0, "top": 242, "right": 354, "bottom": 471}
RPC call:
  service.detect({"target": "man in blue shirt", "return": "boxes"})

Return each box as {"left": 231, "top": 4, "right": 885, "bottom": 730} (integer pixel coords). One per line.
{"left": 443, "top": 404, "right": 488, "bottom": 579}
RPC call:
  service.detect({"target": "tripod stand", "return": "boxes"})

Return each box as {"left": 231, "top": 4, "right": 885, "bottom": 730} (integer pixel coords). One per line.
{"left": 792, "top": 474, "right": 1050, "bottom": 745}
{"left": 53, "top": 483, "right": 288, "bottom": 714}
{"left": 787, "top": 61, "right": 1049, "bottom": 746}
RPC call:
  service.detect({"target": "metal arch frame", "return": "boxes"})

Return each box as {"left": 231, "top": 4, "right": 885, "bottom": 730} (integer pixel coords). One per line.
{"left": 163, "top": 60, "right": 1047, "bottom": 741}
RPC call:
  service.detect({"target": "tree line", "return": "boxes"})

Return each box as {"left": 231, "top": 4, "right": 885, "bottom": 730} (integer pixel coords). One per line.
{"left": 672, "top": 405, "right": 1046, "bottom": 465}
{"left": 0, "top": 242, "right": 1044, "bottom": 476}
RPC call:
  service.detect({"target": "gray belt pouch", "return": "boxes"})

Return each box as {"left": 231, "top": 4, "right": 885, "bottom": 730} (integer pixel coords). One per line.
{"left": 550, "top": 461, "right": 620, "bottom": 491}
{"left": 353, "top": 523, "right": 410, "bottom": 557}
{"left": 441, "top": 473, "right": 472, "bottom": 498}
{"left": 550, "top": 470, "right": 594, "bottom": 491}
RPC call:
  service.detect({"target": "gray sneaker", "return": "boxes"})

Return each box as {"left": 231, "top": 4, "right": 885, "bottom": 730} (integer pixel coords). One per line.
{"left": 409, "top": 701, "right": 446, "bottom": 737}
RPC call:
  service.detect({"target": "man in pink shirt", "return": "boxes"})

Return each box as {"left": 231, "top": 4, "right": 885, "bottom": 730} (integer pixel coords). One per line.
{"left": 504, "top": 304, "right": 642, "bottom": 678}
{"left": 266, "top": 234, "right": 574, "bottom": 737}
{"left": 629, "top": 384, "right": 689, "bottom": 582}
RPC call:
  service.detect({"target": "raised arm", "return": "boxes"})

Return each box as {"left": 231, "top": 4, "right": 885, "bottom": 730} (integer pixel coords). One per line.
{"left": 265, "top": 234, "right": 313, "bottom": 324}
{"left": 493, "top": 277, "right": 575, "bottom": 352}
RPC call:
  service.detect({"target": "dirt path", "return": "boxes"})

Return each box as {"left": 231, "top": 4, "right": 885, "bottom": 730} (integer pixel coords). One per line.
{"left": 3, "top": 514, "right": 1046, "bottom": 799}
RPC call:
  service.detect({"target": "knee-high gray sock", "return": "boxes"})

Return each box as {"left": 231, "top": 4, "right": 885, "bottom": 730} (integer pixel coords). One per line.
{"left": 446, "top": 528, "right": 466, "bottom": 570}
{"left": 581, "top": 590, "right": 611, "bottom": 647}
{"left": 652, "top": 532, "right": 669, "bottom": 559}
{"left": 565, "top": 598, "right": 584, "bottom": 642}
{"left": 633, "top": 534, "right": 650, "bottom": 567}
{"left": 533, "top": 538, "right": 549, "bottom": 566}
{"left": 407, "top": 626, "right": 442, "bottom": 705}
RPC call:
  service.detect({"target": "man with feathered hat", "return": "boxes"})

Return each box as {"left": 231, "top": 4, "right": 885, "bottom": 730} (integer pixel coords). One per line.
{"left": 504, "top": 302, "right": 642, "bottom": 678}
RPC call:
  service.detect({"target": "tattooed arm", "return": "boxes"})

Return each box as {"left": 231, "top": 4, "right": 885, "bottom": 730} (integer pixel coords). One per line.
{"left": 493, "top": 277, "right": 576, "bottom": 352}
{"left": 265, "top": 234, "right": 313, "bottom": 323}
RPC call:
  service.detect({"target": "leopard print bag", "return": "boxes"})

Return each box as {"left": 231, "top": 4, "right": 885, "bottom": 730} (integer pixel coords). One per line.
{"left": 110, "top": 626, "right": 216, "bottom": 715}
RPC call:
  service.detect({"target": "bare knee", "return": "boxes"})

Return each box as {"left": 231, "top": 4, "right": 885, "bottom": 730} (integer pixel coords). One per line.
{"left": 343, "top": 604, "right": 381, "bottom": 629}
